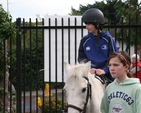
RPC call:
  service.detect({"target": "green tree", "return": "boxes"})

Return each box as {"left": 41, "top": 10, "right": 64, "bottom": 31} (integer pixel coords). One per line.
{"left": 0, "top": 4, "right": 17, "bottom": 112}
{"left": 70, "top": 0, "right": 122, "bottom": 24}
{"left": 114, "top": 0, "right": 141, "bottom": 47}
{"left": 70, "top": 0, "right": 141, "bottom": 46}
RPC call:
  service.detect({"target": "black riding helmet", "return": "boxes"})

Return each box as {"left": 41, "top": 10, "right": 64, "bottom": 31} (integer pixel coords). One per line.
{"left": 82, "top": 8, "right": 104, "bottom": 25}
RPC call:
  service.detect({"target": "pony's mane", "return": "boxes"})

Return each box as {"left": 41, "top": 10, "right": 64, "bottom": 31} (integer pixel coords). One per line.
{"left": 66, "top": 64, "right": 86, "bottom": 83}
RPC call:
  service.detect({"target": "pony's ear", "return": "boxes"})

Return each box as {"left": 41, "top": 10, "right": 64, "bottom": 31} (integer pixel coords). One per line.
{"left": 86, "top": 61, "right": 91, "bottom": 68}
{"left": 84, "top": 61, "right": 91, "bottom": 73}
{"left": 64, "top": 62, "right": 71, "bottom": 73}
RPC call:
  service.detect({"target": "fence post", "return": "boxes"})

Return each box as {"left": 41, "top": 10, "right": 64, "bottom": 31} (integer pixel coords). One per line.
{"left": 16, "top": 18, "right": 22, "bottom": 113}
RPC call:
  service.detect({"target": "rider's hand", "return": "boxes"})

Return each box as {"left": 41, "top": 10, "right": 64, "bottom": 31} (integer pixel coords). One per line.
{"left": 90, "top": 68, "right": 96, "bottom": 74}
{"left": 95, "top": 69, "right": 105, "bottom": 75}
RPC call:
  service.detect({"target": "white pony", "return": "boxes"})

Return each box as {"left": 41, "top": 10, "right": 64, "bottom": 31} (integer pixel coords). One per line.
{"left": 63, "top": 61, "right": 106, "bottom": 113}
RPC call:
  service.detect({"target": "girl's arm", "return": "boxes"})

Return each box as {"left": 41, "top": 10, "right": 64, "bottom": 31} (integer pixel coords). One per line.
{"left": 100, "top": 91, "right": 109, "bottom": 113}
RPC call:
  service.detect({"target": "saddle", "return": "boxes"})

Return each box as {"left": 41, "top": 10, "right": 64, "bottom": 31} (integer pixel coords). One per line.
{"left": 95, "top": 74, "right": 112, "bottom": 87}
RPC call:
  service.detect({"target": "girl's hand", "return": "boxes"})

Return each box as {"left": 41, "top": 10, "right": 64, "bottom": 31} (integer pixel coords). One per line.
{"left": 90, "top": 68, "right": 96, "bottom": 74}
{"left": 95, "top": 69, "right": 105, "bottom": 75}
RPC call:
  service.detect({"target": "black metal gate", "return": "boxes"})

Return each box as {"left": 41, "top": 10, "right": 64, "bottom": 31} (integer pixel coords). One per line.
{"left": 5, "top": 16, "right": 141, "bottom": 113}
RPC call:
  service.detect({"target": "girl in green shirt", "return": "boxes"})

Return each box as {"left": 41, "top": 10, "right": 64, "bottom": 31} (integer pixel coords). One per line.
{"left": 100, "top": 51, "right": 141, "bottom": 113}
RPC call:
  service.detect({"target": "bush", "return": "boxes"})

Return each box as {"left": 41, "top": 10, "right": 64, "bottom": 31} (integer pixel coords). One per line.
{"left": 39, "top": 97, "right": 66, "bottom": 113}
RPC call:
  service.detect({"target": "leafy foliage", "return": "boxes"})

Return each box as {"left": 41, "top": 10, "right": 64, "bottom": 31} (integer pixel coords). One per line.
{"left": 0, "top": 4, "right": 17, "bottom": 78}
{"left": 0, "top": 4, "right": 17, "bottom": 112}
{"left": 39, "top": 97, "right": 66, "bottom": 113}
{"left": 0, "top": 4, "right": 17, "bottom": 42}
{"left": 70, "top": 0, "right": 141, "bottom": 46}
{"left": 7, "top": 21, "right": 64, "bottom": 91}
{"left": 9, "top": 45, "right": 44, "bottom": 91}
{"left": 70, "top": 0, "right": 122, "bottom": 24}
{"left": 114, "top": 0, "right": 141, "bottom": 46}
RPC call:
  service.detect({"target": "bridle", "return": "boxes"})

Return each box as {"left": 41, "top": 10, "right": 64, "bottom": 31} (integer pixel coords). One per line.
{"left": 63, "top": 77, "right": 92, "bottom": 113}
{"left": 62, "top": 74, "right": 109, "bottom": 113}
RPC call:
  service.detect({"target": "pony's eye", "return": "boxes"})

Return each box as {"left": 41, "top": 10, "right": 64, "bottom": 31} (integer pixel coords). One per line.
{"left": 82, "top": 88, "right": 86, "bottom": 93}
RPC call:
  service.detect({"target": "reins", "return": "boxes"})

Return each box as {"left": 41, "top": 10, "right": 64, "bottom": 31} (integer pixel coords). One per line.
{"left": 95, "top": 74, "right": 112, "bottom": 87}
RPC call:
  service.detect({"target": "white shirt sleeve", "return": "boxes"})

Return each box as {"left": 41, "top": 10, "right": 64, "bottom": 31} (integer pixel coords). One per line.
{"left": 130, "top": 66, "right": 140, "bottom": 74}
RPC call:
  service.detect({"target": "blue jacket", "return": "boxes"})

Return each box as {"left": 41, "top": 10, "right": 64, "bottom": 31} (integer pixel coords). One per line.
{"left": 78, "top": 31, "right": 118, "bottom": 80}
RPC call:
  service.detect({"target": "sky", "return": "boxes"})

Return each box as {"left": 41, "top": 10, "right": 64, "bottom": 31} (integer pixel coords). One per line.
{"left": 1, "top": 0, "right": 101, "bottom": 21}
